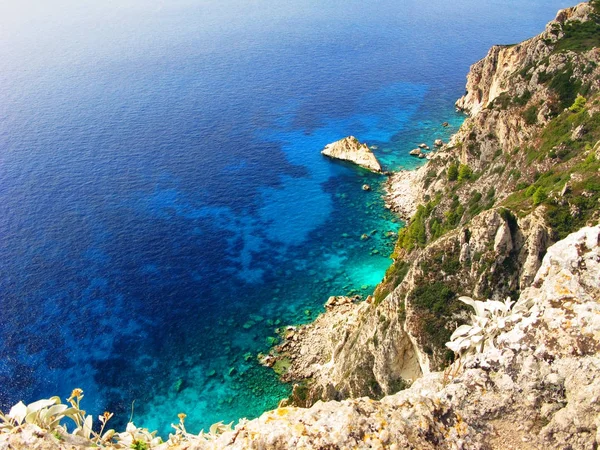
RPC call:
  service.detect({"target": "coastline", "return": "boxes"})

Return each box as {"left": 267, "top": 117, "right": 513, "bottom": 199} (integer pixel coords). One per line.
{"left": 263, "top": 134, "right": 460, "bottom": 400}
{"left": 383, "top": 169, "right": 422, "bottom": 221}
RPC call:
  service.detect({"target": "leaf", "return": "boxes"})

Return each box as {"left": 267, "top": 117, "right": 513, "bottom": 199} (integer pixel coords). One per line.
{"left": 450, "top": 324, "right": 473, "bottom": 340}
{"left": 41, "top": 404, "right": 68, "bottom": 421}
{"left": 470, "top": 334, "right": 484, "bottom": 344}
{"left": 484, "top": 300, "right": 508, "bottom": 315}
{"left": 8, "top": 401, "right": 27, "bottom": 425}
{"left": 27, "top": 398, "right": 58, "bottom": 413}
{"left": 459, "top": 296, "right": 488, "bottom": 317}
{"left": 209, "top": 421, "right": 224, "bottom": 435}
{"left": 82, "top": 415, "right": 93, "bottom": 439}
{"left": 102, "top": 429, "right": 115, "bottom": 441}
{"left": 25, "top": 410, "right": 40, "bottom": 424}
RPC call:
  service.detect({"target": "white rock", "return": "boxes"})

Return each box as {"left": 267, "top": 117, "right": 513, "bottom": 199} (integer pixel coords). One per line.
{"left": 321, "top": 136, "right": 382, "bottom": 173}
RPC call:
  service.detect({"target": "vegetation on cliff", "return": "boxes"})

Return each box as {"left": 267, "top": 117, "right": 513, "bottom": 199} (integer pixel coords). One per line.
{"left": 370, "top": 0, "right": 600, "bottom": 375}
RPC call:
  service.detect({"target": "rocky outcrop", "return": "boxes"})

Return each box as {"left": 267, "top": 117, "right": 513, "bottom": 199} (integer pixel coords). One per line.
{"left": 265, "top": 206, "right": 555, "bottom": 403}
{"left": 321, "top": 136, "right": 382, "bottom": 173}
{"left": 455, "top": 2, "right": 595, "bottom": 116}
{"left": 384, "top": 170, "right": 423, "bottom": 220}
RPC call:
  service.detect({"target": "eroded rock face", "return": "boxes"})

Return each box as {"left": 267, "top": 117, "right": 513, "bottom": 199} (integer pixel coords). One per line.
{"left": 265, "top": 207, "right": 555, "bottom": 403}
{"left": 321, "top": 136, "right": 382, "bottom": 173}
{"left": 455, "top": 2, "right": 594, "bottom": 116}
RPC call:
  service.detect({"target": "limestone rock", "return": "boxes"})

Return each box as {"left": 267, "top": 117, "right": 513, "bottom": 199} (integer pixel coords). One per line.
{"left": 455, "top": 2, "right": 594, "bottom": 116}
{"left": 571, "top": 124, "right": 586, "bottom": 140}
{"left": 321, "top": 136, "right": 382, "bottom": 173}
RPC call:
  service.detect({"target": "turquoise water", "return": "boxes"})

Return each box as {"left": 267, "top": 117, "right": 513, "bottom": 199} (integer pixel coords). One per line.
{"left": 0, "top": 0, "right": 578, "bottom": 436}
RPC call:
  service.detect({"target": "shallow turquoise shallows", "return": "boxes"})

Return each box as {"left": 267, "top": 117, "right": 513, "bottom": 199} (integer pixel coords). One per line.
{"left": 0, "top": 0, "right": 577, "bottom": 436}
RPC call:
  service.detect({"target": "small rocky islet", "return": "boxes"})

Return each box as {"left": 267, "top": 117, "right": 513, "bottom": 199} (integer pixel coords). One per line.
{"left": 320, "top": 135, "right": 383, "bottom": 173}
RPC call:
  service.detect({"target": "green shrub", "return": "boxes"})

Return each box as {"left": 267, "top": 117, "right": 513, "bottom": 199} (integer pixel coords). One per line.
{"left": 132, "top": 441, "right": 149, "bottom": 450}
{"left": 553, "top": 18, "right": 600, "bottom": 54}
{"left": 569, "top": 94, "right": 587, "bottom": 113}
{"left": 410, "top": 282, "right": 455, "bottom": 314}
{"left": 523, "top": 105, "right": 538, "bottom": 125}
{"left": 374, "top": 261, "right": 410, "bottom": 305}
{"left": 514, "top": 90, "right": 532, "bottom": 106}
{"left": 532, "top": 187, "right": 547, "bottom": 205}
{"left": 549, "top": 65, "right": 582, "bottom": 110}
{"left": 457, "top": 164, "right": 473, "bottom": 182}
{"left": 525, "top": 185, "right": 537, "bottom": 197}
{"left": 447, "top": 163, "right": 458, "bottom": 181}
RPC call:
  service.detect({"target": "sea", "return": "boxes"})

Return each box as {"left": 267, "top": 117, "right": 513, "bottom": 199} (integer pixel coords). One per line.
{"left": 0, "top": 0, "right": 578, "bottom": 437}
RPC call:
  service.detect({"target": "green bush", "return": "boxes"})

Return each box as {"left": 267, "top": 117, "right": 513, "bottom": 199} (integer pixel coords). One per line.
{"left": 457, "top": 164, "right": 473, "bottom": 182}
{"left": 523, "top": 105, "right": 538, "bottom": 125}
{"left": 447, "top": 163, "right": 458, "bottom": 181}
{"left": 549, "top": 65, "right": 581, "bottom": 110}
{"left": 525, "top": 185, "right": 537, "bottom": 197}
{"left": 409, "top": 282, "right": 455, "bottom": 314}
{"left": 569, "top": 94, "right": 587, "bottom": 113}
{"left": 532, "top": 187, "right": 547, "bottom": 205}
{"left": 374, "top": 261, "right": 410, "bottom": 305}
{"left": 513, "top": 90, "right": 532, "bottom": 106}
{"left": 553, "top": 18, "right": 600, "bottom": 54}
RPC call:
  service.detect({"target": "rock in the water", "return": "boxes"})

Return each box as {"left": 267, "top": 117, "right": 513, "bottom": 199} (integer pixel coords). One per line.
{"left": 409, "top": 148, "right": 422, "bottom": 157}
{"left": 418, "top": 143, "right": 427, "bottom": 149}
{"left": 362, "top": 184, "right": 371, "bottom": 191}
{"left": 442, "top": 121, "right": 449, "bottom": 127}
{"left": 434, "top": 138, "right": 444, "bottom": 147}
{"left": 321, "top": 136, "right": 382, "bottom": 173}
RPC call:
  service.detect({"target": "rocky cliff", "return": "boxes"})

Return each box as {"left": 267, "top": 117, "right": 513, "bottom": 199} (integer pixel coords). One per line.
{"left": 267, "top": 1, "right": 600, "bottom": 403}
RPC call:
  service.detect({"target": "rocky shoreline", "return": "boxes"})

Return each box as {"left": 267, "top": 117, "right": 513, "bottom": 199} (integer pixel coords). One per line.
{"left": 383, "top": 169, "right": 423, "bottom": 220}
{"left": 258, "top": 0, "right": 600, "bottom": 442}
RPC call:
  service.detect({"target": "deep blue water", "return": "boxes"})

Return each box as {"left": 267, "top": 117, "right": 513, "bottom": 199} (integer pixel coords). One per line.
{"left": 0, "top": 0, "right": 578, "bottom": 436}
